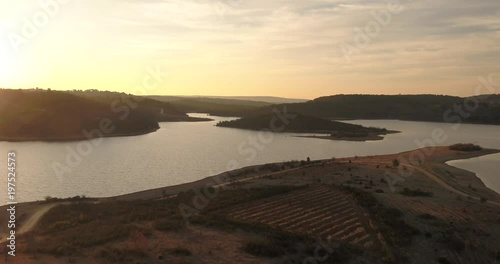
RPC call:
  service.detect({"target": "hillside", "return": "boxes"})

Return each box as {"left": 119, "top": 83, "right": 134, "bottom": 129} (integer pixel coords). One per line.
{"left": 149, "top": 95, "right": 306, "bottom": 104}
{"left": 4, "top": 147, "right": 499, "bottom": 263}
{"left": 201, "top": 96, "right": 308, "bottom": 104}
{"left": 249, "top": 94, "right": 500, "bottom": 125}
{"left": 216, "top": 113, "right": 395, "bottom": 141}
{"left": 70, "top": 90, "right": 212, "bottom": 122}
{"left": 149, "top": 96, "right": 273, "bottom": 117}
{"left": 0, "top": 89, "right": 162, "bottom": 141}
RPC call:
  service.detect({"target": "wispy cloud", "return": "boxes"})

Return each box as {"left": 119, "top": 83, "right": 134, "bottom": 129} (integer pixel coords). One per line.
{"left": 1, "top": 0, "right": 499, "bottom": 98}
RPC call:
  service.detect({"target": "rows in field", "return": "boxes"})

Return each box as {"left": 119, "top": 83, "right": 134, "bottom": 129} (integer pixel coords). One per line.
{"left": 375, "top": 194, "right": 474, "bottom": 225}
{"left": 222, "top": 186, "right": 377, "bottom": 249}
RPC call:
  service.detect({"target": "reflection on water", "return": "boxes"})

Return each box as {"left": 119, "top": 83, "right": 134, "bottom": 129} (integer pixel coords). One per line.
{"left": 1, "top": 114, "right": 499, "bottom": 204}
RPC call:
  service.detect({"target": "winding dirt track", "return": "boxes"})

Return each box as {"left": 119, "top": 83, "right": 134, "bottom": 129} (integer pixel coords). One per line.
{"left": 1, "top": 202, "right": 66, "bottom": 244}
{"left": 18, "top": 203, "right": 60, "bottom": 234}
{"left": 404, "top": 163, "right": 500, "bottom": 206}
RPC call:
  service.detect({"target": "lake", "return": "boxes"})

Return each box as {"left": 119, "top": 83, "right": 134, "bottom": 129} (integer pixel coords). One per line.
{"left": 1, "top": 114, "right": 499, "bottom": 204}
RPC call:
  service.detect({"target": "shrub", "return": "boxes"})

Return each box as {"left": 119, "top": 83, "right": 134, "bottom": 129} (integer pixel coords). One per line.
{"left": 170, "top": 247, "right": 191, "bottom": 256}
{"left": 400, "top": 188, "right": 433, "bottom": 197}
{"left": 449, "top": 143, "right": 482, "bottom": 151}
{"left": 127, "top": 230, "right": 149, "bottom": 257}
{"left": 419, "top": 213, "right": 437, "bottom": 220}
{"left": 44, "top": 196, "right": 59, "bottom": 202}
{"left": 243, "top": 241, "right": 285, "bottom": 258}
{"left": 448, "top": 237, "right": 465, "bottom": 252}
{"left": 345, "top": 187, "right": 419, "bottom": 246}
{"left": 154, "top": 219, "right": 185, "bottom": 232}
{"left": 437, "top": 257, "right": 452, "bottom": 264}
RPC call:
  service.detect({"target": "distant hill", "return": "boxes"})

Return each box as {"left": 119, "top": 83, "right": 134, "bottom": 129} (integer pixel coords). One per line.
{"left": 202, "top": 96, "right": 308, "bottom": 104}
{"left": 0, "top": 89, "right": 210, "bottom": 142}
{"left": 149, "top": 95, "right": 307, "bottom": 104}
{"left": 248, "top": 94, "right": 500, "bottom": 125}
{"left": 149, "top": 96, "right": 274, "bottom": 117}
{"left": 0, "top": 89, "right": 159, "bottom": 141}
{"left": 70, "top": 90, "right": 211, "bottom": 122}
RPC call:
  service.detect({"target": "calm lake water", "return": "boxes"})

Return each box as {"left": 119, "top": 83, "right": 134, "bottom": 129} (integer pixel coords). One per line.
{"left": 1, "top": 114, "right": 499, "bottom": 204}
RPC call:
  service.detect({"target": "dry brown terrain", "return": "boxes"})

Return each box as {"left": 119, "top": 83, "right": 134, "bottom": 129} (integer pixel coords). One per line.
{"left": 1, "top": 146, "right": 499, "bottom": 264}
{"left": 222, "top": 185, "right": 379, "bottom": 249}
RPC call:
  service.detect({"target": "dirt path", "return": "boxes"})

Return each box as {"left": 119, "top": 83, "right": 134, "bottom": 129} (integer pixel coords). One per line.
{"left": 404, "top": 163, "right": 500, "bottom": 206}
{"left": 213, "top": 166, "right": 303, "bottom": 188}
{"left": 18, "top": 203, "right": 60, "bottom": 234}
{"left": 0, "top": 202, "right": 66, "bottom": 244}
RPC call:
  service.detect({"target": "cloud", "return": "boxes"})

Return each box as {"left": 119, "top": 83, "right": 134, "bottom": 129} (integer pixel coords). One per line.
{"left": 2, "top": 0, "right": 500, "bottom": 97}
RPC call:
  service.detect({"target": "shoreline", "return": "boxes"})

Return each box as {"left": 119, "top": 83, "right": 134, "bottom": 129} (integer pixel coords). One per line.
{"left": 296, "top": 135, "right": 383, "bottom": 142}
{"left": 10, "top": 146, "right": 500, "bottom": 205}
{"left": 295, "top": 130, "right": 400, "bottom": 142}
{"left": 2, "top": 146, "right": 500, "bottom": 248}
{"left": 0, "top": 117, "right": 214, "bottom": 143}
{"left": 346, "top": 147, "right": 500, "bottom": 202}
{"left": 444, "top": 152, "right": 500, "bottom": 196}
{"left": 0, "top": 127, "right": 160, "bottom": 143}
{"left": 2, "top": 147, "right": 499, "bottom": 206}
{"left": 330, "top": 117, "right": 500, "bottom": 127}
{"left": 447, "top": 160, "right": 499, "bottom": 196}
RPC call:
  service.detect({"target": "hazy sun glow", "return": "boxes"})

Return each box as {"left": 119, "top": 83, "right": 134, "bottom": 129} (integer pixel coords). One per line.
{"left": 1, "top": 0, "right": 499, "bottom": 99}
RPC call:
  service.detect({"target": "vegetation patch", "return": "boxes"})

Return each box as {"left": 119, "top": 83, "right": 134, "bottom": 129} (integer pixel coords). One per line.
{"left": 169, "top": 247, "right": 192, "bottom": 256}
{"left": 154, "top": 219, "right": 186, "bottom": 232}
{"left": 418, "top": 213, "right": 438, "bottom": 220}
{"left": 243, "top": 240, "right": 285, "bottom": 258}
{"left": 33, "top": 199, "right": 185, "bottom": 256}
{"left": 187, "top": 185, "right": 305, "bottom": 214}
{"left": 216, "top": 113, "right": 389, "bottom": 135}
{"left": 400, "top": 188, "right": 433, "bottom": 197}
{"left": 344, "top": 187, "right": 420, "bottom": 248}
{"left": 449, "top": 143, "right": 483, "bottom": 151}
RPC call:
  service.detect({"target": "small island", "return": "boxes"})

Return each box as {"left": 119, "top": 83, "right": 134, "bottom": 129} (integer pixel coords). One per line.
{"left": 216, "top": 113, "right": 398, "bottom": 141}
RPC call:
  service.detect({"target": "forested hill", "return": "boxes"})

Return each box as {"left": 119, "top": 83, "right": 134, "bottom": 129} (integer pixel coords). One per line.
{"left": 250, "top": 94, "right": 500, "bottom": 125}
{"left": 149, "top": 96, "right": 273, "bottom": 117}
{"left": 216, "top": 113, "right": 389, "bottom": 134}
{"left": 0, "top": 89, "right": 208, "bottom": 141}
{"left": 69, "top": 90, "right": 211, "bottom": 122}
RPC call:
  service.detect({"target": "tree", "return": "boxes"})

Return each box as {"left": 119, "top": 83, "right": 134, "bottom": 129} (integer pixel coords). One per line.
{"left": 392, "top": 159, "right": 400, "bottom": 167}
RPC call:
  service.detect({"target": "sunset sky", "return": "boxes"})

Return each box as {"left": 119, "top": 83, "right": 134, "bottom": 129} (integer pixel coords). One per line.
{"left": 1, "top": 0, "right": 499, "bottom": 99}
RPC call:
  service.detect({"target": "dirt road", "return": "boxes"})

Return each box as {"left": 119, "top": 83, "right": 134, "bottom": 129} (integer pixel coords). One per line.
{"left": 1, "top": 203, "right": 63, "bottom": 244}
